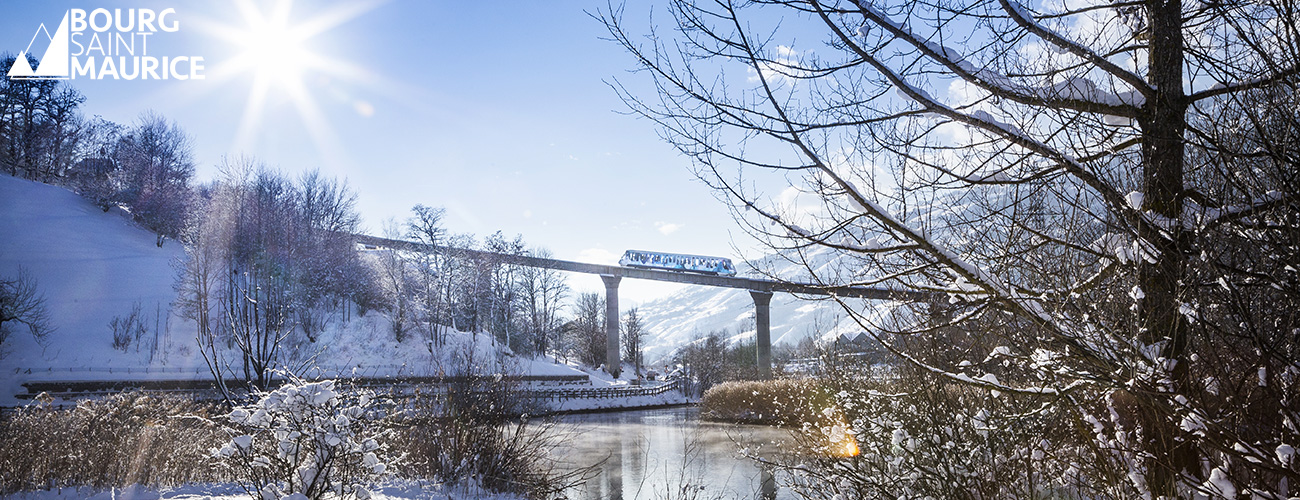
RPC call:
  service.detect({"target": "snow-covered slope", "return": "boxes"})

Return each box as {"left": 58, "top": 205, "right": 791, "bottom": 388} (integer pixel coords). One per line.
{"left": 635, "top": 246, "right": 890, "bottom": 364}
{"left": 0, "top": 174, "right": 588, "bottom": 405}
{"left": 0, "top": 174, "right": 186, "bottom": 370}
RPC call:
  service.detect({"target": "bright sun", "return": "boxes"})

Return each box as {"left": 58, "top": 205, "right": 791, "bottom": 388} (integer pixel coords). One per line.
{"left": 227, "top": 0, "right": 326, "bottom": 103}
{"left": 241, "top": 13, "right": 310, "bottom": 91}
{"left": 204, "top": 0, "right": 384, "bottom": 157}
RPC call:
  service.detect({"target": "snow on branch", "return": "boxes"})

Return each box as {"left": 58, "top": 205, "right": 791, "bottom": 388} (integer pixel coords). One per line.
{"left": 826, "top": 163, "right": 1105, "bottom": 353}
{"left": 819, "top": 7, "right": 1151, "bottom": 250}
{"left": 850, "top": 0, "right": 1146, "bottom": 117}
{"left": 802, "top": 14, "right": 1137, "bottom": 368}
{"left": 991, "top": 0, "right": 1152, "bottom": 98}
{"left": 832, "top": 294, "right": 1096, "bottom": 396}
{"left": 1187, "top": 190, "right": 1300, "bottom": 232}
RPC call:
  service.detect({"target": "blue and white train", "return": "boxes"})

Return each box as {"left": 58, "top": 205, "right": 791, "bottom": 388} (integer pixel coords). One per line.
{"left": 619, "top": 250, "right": 737, "bottom": 276}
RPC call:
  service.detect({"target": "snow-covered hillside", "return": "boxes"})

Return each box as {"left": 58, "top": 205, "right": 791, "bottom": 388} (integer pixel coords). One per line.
{"left": 635, "top": 247, "right": 894, "bottom": 364}
{"left": 0, "top": 174, "right": 186, "bottom": 371}
{"left": 0, "top": 174, "right": 587, "bottom": 406}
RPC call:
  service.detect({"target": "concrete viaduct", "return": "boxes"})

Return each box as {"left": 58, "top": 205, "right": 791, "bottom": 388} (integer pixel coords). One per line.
{"left": 354, "top": 234, "right": 929, "bottom": 379}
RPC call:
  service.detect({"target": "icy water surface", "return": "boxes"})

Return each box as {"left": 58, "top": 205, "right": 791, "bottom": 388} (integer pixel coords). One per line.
{"left": 553, "top": 406, "right": 799, "bottom": 500}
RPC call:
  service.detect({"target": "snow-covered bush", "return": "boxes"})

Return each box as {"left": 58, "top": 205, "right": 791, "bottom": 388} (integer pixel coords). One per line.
{"left": 215, "top": 380, "right": 391, "bottom": 500}
{"left": 782, "top": 369, "right": 1125, "bottom": 499}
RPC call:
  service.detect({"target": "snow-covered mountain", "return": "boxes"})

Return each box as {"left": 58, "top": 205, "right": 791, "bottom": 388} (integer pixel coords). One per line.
{"left": 634, "top": 246, "right": 893, "bottom": 364}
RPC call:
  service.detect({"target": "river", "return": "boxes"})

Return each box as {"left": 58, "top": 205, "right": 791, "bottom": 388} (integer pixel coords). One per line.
{"left": 552, "top": 406, "right": 801, "bottom": 500}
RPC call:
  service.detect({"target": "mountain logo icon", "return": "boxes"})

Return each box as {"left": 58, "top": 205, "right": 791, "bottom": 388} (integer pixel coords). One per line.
{"left": 8, "top": 12, "right": 70, "bottom": 80}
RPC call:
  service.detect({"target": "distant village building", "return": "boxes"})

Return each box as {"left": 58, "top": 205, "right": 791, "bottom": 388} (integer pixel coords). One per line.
{"left": 832, "top": 331, "right": 874, "bottom": 351}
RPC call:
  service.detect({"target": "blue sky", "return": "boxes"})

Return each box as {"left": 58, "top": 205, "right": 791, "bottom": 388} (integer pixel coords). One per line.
{"left": 1, "top": 0, "right": 753, "bottom": 304}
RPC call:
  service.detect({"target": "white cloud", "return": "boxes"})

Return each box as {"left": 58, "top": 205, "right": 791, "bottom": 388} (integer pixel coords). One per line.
{"left": 576, "top": 248, "right": 620, "bottom": 265}
{"left": 775, "top": 185, "right": 824, "bottom": 225}
{"left": 654, "top": 221, "right": 682, "bottom": 235}
{"left": 746, "top": 45, "right": 812, "bottom": 84}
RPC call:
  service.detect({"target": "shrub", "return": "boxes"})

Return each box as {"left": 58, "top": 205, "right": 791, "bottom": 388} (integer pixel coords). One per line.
{"left": 0, "top": 268, "right": 54, "bottom": 353}
{"left": 699, "top": 378, "right": 836, "bottom": 426}
{"left": 387, "top": 382, "right": 582, "bottom": 500}
{"left": 0, "top": 380, "right": 578, "bottom": 499}
{"left": 0, "top": 392, "right": 226, "bottom": 494}
{"left": 108, "top": 301, "right": 147, "bottom": 351}
{"left": 390, "top": 413, "right": 572, "bottom": 498}
{"left": 778, "top": 369, "right": 1126, "bottom": 499}
{"left": 214, "top": 379, "right": 390, "bottom": 500}
{"left": 443, "top": 374, "right": 546, "bottom": 426}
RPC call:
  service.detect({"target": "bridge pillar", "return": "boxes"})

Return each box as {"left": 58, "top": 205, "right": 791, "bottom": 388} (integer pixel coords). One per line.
{"left": 751, "top": 290, "right": 773, "bottom": 380}
{"left": 602, "top": 275, "right": 622, "bottom": 378}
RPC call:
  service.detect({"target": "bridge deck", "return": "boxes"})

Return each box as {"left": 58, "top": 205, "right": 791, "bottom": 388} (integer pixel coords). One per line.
{"left": 354, "top": 234, "right": 928, "bottom": 301}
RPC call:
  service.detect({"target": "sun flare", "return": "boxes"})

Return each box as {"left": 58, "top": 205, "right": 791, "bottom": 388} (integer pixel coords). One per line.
{"left": 202, "top": 0, "right": 385, "bottom": 160}
{"left": 827, "top": 420, "right": 861, "bottom": 458}
{"left": 239, "top": 13, "right": 310, "bottom": 92}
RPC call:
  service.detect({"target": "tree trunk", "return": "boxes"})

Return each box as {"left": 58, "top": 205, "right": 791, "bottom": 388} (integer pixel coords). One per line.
{"left": 1138, "top": 0, "right": 1195, "bottom": 492}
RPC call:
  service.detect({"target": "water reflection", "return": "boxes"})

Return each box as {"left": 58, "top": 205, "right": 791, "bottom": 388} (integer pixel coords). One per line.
{"left": 553, "top": 407, "right": 797, "bottom": 500}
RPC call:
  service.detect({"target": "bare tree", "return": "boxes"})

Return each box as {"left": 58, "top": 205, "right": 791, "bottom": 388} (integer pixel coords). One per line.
{"left": 178, "top": 177, "right": 237, "bottom": 400}
{"left": 178, "top": 159, "right": 376, "bottom": 396}
{"left": 622, "top": 308, "right": 645, "bottom": 377}
{"left": 292, "top": 170, "right": 364, "bottom": 342}
{"left": 38, "top": 86, "right": 87, "bottom": 181}
{"left": 113, "top": 112, "right": 195, "bottom": 246}
{"left": 407, "top": 204, "right": 450, "bottom": 350}
{"left": 220, "top": 165, "right": 300, "bottom": 391}
{"left": 606, "top": 0, "right": 1299, "bottom": 495}
{"left": 0, "top": 268, "right": 53, "bottom": 357}
{"left": 224, "top": 266, "right": 293, "bottom": 391}
{"left": 568, "top": 292, "right": 607, "bottom": 368}
{"left": 518, "top": 248, "right": 570, "bottom": 359}
{"left": 1, "top": 54, "right": 86, "bottom": 182}
{"left": 675, "top": 331, "right": 728, "bottom": 396}
{"left": 442, "top": 233, "right": 480, "bottom": 334}
{"left": 483, "top": 231, "right": 526, "bottom": 352}
{"left": 67, "top": 118, "right": 124, "bottom": 211}
{"left": 376, "top": 220, "right": 416, "bottom": 342}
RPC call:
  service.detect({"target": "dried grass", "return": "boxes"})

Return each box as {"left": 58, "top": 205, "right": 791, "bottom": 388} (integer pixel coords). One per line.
{"left": 0, "top": 392, "right": 228, "bottom": 494}
{"left": 698, "top": 378, "right": 836, "bottom": 426}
